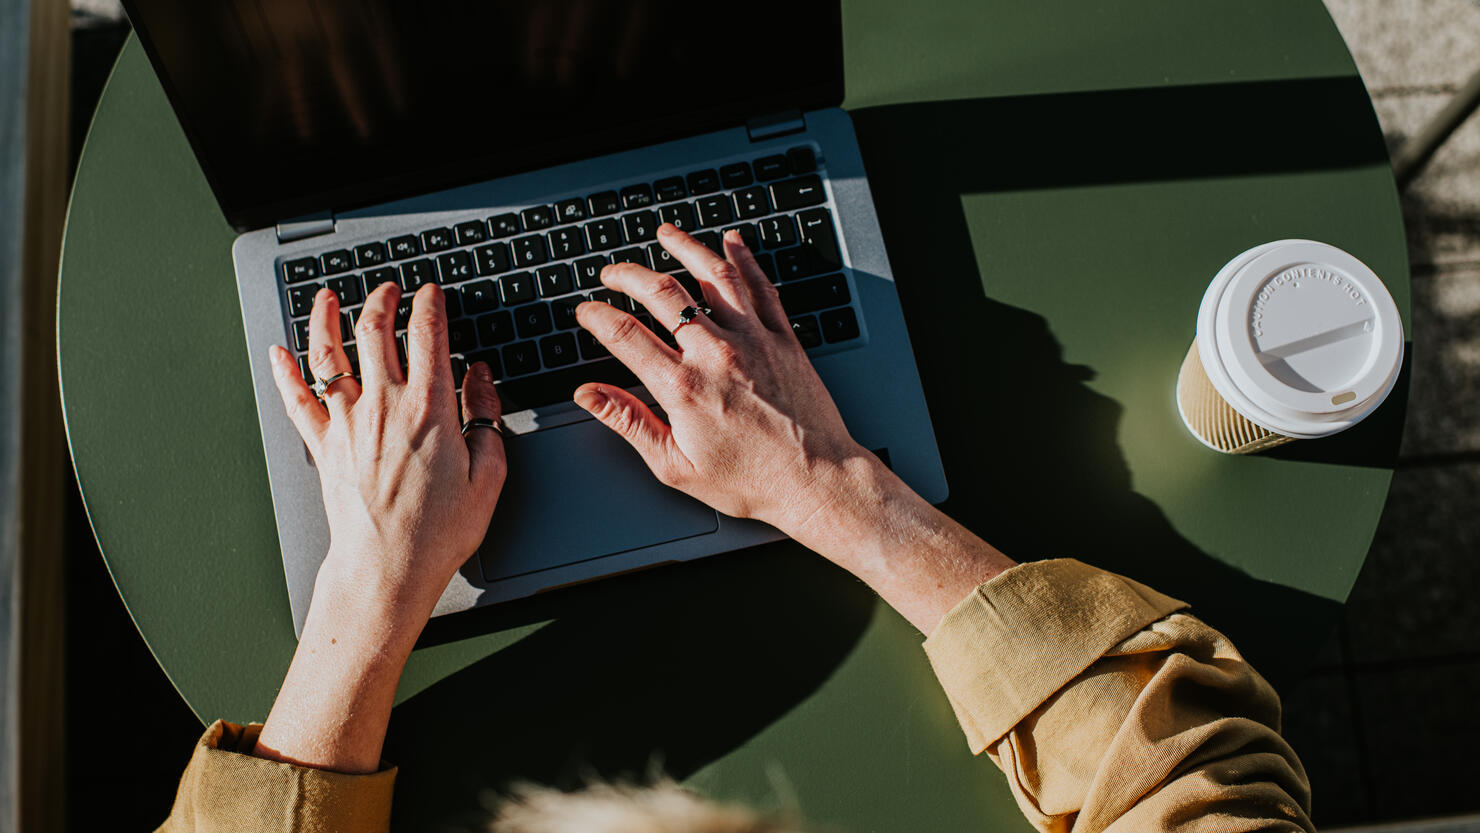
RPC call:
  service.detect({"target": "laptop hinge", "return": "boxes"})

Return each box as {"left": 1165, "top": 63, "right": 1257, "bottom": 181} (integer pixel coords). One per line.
{"left": 746, "top": 110, "right": 806, "bottom": 142}
{"left": 276, "top": 212, "right": 336, "bottom": 244}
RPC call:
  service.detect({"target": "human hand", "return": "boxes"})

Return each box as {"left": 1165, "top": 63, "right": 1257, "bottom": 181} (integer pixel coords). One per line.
{"left": 268, "top": 281, "right": 506, "bottom": 626}
{"left": 572, "top": 224, "right": 871, "bottom": 536}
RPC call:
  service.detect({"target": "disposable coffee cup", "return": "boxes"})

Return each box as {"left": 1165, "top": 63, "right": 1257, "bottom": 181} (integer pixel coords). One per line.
{"left": 1177, "top": 240, "right": 1404, "bottom": 454}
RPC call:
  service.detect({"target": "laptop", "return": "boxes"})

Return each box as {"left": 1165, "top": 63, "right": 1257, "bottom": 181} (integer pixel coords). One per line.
{"left": 120, "top": 0, "right": 948, "bottom": 635}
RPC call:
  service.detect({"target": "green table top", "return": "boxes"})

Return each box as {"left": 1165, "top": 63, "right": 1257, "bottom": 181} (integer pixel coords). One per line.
{"left": 59, "top": 2, "right": 1409, "bottom": 830}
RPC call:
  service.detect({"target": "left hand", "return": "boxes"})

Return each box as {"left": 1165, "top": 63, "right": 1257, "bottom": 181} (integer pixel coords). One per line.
{"left": 268, "top": 281, "right": 506, "bottom": 624}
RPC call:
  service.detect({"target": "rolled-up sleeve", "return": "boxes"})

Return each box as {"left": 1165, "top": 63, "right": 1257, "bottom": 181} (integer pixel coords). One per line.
{"left": 923, "top": 559, "right": 1313, "bottom": 833}
{"left": 155, "top": 721, "right": 396, "bottom": 833}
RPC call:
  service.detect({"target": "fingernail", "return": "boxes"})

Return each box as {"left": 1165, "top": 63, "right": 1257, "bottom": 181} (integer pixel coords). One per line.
{"left": 575, "top": 387, "right": 607, "bottom": 412}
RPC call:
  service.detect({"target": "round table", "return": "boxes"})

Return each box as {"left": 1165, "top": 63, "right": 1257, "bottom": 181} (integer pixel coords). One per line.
{"left": 60, "top": 2, "right": 1410, "bottom": 830}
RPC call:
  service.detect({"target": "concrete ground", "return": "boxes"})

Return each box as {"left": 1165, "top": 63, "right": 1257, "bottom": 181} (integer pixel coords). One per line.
{"left": 1278, "top": 1, "right": 1480, "bottom": 829}
{"left": 59, "top": 1, "right": 1480, "bottom": 830}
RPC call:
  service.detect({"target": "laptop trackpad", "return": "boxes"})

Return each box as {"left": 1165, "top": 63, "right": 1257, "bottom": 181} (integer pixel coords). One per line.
{"left": 478, "top": 417, "right": 719, "bottom": 583}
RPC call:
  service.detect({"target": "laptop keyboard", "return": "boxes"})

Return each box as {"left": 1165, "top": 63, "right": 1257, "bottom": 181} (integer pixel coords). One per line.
{"left": 278, "top": 145, "right": 862, "bottom": 413}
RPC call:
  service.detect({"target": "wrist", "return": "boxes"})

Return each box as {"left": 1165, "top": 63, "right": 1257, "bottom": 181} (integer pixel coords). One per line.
{"left": 780, "top": 446, "right": 910, "bottom": 561}
{"left": 311, "top": 553, "right": 432, "bottom": 651}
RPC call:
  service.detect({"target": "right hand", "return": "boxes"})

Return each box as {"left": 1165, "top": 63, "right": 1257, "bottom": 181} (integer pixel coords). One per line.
{"left": 573, "top": 224, "right": 874, "bottom": 535}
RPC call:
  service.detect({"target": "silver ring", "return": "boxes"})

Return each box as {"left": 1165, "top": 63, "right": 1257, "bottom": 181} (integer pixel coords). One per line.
{"left": 671, "top": 304, "right": 712, "bottom": 335}
{"left": 462, "top": 417, "right": 504, "bottom": 437}
{"left": 311, "top": 371, "right": 354, "bottom": 402}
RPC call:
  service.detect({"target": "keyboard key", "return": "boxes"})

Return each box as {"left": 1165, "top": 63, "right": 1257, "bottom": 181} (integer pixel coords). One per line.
{"left": 771, "top": 175, "right": 826, "bottom": 211}
{"left": 733, "top": 186, "right": 770, "bottom": 219}
{"left": 789, "top": 315, "right": 821, "bottom": 348}
{"left": 511, "top": 234, "right": 549, "bottom": 267}
{"left": 723, "top": 223, "right": 759, "bottom": 252}
{"left": 388, "top": 235, "right": 420, "bottom": 259}
{"left": 448, "top": 318, "right": 478, "bottom": 355}
{"left": 540, "top": 332, "right": 579, "bottom": 368}
{"left": 795, "top": 207, "right": 842, "bottom": 271}
{"left": 573, "top": 255, "right": 608, "bottom": 289}
{"left": 465, "top": 349, "right": 504, "bottom": 379}
{"left": 341, "top": 310, "right": 354, "bottom": 343}
{"left": 292, "top": 319, "right": 311, "bottom": 351}
{"left": 283, "top": 257, "right": 319, "bottom": 283}
{"left": 547, "top": 227, "right": 586, "bottom": 260}
{"left": 774, "top": 246, "right": 823, "bottom": 281}
{"left": 394, "top": 297, "right": 414, "bottom": 328}
{"left": 502, "top": 340, "right": 542, "bottom": 375}
{"left": 444, "top": 290, "right": 462, "bottom": 320}
{"left": 535, "top": 263, "right": 574, "bottom": 298}
{"left": 590, "top": 289, "right": 634, "bottom": 312}
{"left": 673, "top": 271, "right": 706, "bottom": 304}
{"left": 453, "top": 220, "right": 487, "bottom": 246}
{"left": 353, "top": 242, "right": 387, "bottom": 268}
{"left": 344, "top": 342, "right": 359, "bottom": 373}
{"left": 320, "top": 249, "right": 353, "bottom": 275}
{"left": 495, "top": 355, "right": 639, "bottom": 412}
{"left": 820, "top": 307, "right": 860, "bottom": 342}
{"left": 686, "top": 169, "right": 721, "bottom": 195}
{"left": 554, "top": 198, "right": 587, "bottom": 224}
{"left": 498, "top": 272, "right": 535, "bottom": 305}
{"left": 753, "top": 252, "right": 778, "bottom": 284}
{"left": 786, "top": 145, "right": 817, "bottom": 174}
{"left": 436, "top": 251, "right": 475, "bottom": 284}
{"left": 696, "top": 195, "right": 733, "bottom": 227}
{"left": 620, "top": 184, "right": 654, "bottom": 210}
{"left": 420, "top": 228, "right": 454, "bottom": 252}
{"left": 754, "top": 154, "right": 789, "bottom": 181}
{"left": 622, "top": 210, "right": 658, "bottom": 243}
{"left": 451, "top": 356, "right": 468, "bottom": 387}
{"left": 552, "top": 295, "right": 585, "bottom": 329}
{"left": 610, "top": 247, "right": 647, "bottom": 268}
{"left": 693, "top": 230, "right": 722, "bottom": 255}
{"left": 654, "top": 177, "right": 687, "bottom": 202}
{"left": 584, "top": 218, "right": 624, "bottom": 251}
{"left": 719, "top": 162, "right": 753, "bottom": 188}
{"left": 778, "top": 273, "right": 850, "bottom": 315}
{"left": 399, "top": 259, "right": 437, "bottom": 291}
{"left": 520, "top": 205, "right": 554, "bottom": 231}
{"left": 362, "top": 266, "right": 399, "bottom": 295}
{"left": 659, "top": 202, "right": 697, "bottom": 232}
{"left": 325, "top": 275, "right": 363, "bottom": 306}
{"left": 460, "top": 280, "right": 500, "bottom": 315}
{"left": 488, "top": 214, "right": 521, "bottom": 238}
{"left": 577, "top": 329, "right": 610, "bottom": 360}
{"left": 587, "top": 191, "right": 620, "bottom": 216}
{"left": 297, "top": 354, "right": 313, "bottom": 384}
{"left": 474, "top": 242, "right": 511, "bottom": 276}
{"left": 513, "top": 303, "right": 553, "bottom": 338}
{"left": 476, "top": 310, "right": 516, "bottom": 346}
{"left": 287, "top": 284, "right": 319, "bottom": 318}
{"left": 647, "top": 242, "right": 681, "bottom": 272}
{"left": 758, "top": 216, "right": 797, "bottom": 249}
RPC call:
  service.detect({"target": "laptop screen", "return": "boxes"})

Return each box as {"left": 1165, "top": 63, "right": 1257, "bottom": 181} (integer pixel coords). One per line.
{"left": 121, "top": 1, "right": 844, "bottom": 231}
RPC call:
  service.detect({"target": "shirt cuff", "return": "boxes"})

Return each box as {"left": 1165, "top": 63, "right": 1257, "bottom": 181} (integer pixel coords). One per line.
{"left": 922, "top": 559, "right": 1188, "bottom": 753}
{"left": 166, "top": 720, "right": 397, "bottom": 833}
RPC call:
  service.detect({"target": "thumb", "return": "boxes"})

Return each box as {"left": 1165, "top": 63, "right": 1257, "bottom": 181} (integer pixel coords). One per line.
{"left": 460, "top": 361, "right": 506, "bottom": 497}
{"left": 574, "top": 383, "right": 690, "bottom": 485}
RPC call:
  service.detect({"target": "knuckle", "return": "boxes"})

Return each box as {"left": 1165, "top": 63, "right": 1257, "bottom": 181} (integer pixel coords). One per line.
{"left": 645, "top": 275, "right": 685, "bottom": 303}
{"left": 707, "top": 261, "right": 742, "bottom": 285}
{"left": 307, "top": 343, "right": 339, "bottom": 370}
{"left": 356, "top": 310, "right": 392, "bottom": 339}
{"left": 408, "top": 315, "right": 446, "bottom": 345}
{"left": 708, "top": 339, "right": 742, "bottom": 367}
{"left": 606, "top": 313, "right": 646, "bottom": 346}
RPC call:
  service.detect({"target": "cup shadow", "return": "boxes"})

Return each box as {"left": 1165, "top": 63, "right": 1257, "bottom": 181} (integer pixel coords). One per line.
{"left": 382, "top": 77, "right": 1395, "bottom": 829}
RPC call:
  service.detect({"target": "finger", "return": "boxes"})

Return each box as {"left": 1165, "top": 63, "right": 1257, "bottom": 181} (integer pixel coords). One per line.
{"left": 405, "top": 283, "right": 455, "bottom": 409}
{"left": 355, "top": 281, "right": 404, "bottom": 388}
{"left": 573, "top": 383, "right": 692, "bottom": 486}
{"left": 600, "top": 260, "right": 719, "bottom": 348}
{"left": 306, "top": 288, "right": 362, "bottom": 415}
{"left": 459, "top": 360, "right": 506, "bottom": 496}
{"left": 723, "top": 230, "right": 791, "bottom": 333}
{"left": 656, "top": 223, "right": 755, "bottom": 325}
{"left": 575, "top": 299, "right": 682, "bottom": 391}
{"left": 269, "top": 344, "right": 329, "bottom": 451}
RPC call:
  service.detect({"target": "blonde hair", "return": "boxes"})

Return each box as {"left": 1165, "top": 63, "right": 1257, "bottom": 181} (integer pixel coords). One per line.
{"left": 488, "top": 779, "right": 810, "bottom": 833}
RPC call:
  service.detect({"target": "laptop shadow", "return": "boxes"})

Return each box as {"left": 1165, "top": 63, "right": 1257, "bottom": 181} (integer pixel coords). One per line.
{"left": 381, "top": 77, "right": 1393, "bottom": 829}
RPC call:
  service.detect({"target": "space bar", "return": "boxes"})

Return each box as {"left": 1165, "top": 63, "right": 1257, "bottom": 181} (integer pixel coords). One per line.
{"left": 495, "top": 357, "right": 642, "bottom": 413}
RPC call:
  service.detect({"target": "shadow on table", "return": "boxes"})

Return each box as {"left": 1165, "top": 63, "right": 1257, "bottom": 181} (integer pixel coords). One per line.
{"left": 384, "top": 77, "right": 1394, "bottom": 829}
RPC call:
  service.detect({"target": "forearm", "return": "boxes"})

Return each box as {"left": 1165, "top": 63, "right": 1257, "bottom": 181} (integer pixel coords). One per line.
{"left": 789, "top": 450, "right": 1017, "bottom": 633}
{"left": 252, "top": 555, "right": 428, "bottom": 774}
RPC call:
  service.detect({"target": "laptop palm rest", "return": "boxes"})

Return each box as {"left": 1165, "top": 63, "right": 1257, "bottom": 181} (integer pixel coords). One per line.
{"left": 478, "top": 416, "right": 720, "bottom": 583}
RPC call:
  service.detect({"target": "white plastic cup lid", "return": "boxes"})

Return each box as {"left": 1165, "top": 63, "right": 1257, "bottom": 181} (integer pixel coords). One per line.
{"left": 1196, "top": 240, "right": 1404, "bottom": 439}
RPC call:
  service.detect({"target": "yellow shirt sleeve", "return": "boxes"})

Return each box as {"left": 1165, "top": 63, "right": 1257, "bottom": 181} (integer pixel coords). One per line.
{"left": 923, "top": 559, "right": 1314, "bottom": 833}
{"left": 155, "top": 720, "right": 396, "bottom": 833}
